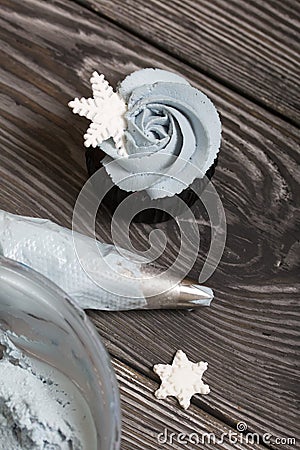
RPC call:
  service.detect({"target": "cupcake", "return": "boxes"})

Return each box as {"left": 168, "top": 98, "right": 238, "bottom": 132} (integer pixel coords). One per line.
{"left": 69, "top": 69, "right": 221, "bottom": 223}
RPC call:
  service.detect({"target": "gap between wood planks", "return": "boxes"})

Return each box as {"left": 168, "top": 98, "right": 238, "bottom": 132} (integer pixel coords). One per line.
{"left": 73, "top": 0, "right": 300, "bottom": 129}
{"left": 111, "top": 355, "right": 270, "bottom": 450}
{"left": 92, "top": 316, "right": 279, "bottom": 450}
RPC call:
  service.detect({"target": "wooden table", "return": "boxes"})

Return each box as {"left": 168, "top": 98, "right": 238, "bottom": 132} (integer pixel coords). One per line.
{"left": 0, "top": 0, "right": 299, "bottom": 448}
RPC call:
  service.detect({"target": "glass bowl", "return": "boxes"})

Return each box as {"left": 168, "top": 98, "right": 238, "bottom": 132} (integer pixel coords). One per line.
{"left": 0, "top": 256, "right": 121, "bottom": 450}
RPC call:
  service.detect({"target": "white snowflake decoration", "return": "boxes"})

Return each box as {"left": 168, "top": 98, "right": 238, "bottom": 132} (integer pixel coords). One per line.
{"left": 68, "top": 71, "right": 127, "bottom": 156}
{"left": 153, "top": 350, "right": 210, "bottom": 409}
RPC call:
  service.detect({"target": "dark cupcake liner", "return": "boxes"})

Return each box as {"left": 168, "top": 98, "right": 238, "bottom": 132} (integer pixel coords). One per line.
{"left": 85, "top": 147, "right": 218, "bottom": 224}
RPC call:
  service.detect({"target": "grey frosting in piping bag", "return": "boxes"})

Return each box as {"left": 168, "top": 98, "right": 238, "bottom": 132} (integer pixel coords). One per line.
{"left": 0, "top": 210, "right": 213, "bottom": 311}
{"left": 0, "top": 210, "right": 146, "bottom": 310}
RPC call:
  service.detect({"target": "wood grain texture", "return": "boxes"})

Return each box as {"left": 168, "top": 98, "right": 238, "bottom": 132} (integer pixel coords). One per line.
{"left": 77, "top": 0, "right": 300, "bottom": 126}
{"left": 113, "top": 357, "right": 265, "bottom": 449}
{"left": 0, "top": 0, "right": 299, "bottom": 448}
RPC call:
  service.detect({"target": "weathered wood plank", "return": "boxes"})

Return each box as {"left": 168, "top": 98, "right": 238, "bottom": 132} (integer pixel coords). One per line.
{"left": 76, "top": 0, "right": 300, "bottom": 125}
{"left": 91, "top": 287, "right": 300, "bottom": 448}
{"left": 113, "top": 358, "right": 266, "bottom": 449}
{"left": 0, "top": 0, "right": 299, "bottom": 448}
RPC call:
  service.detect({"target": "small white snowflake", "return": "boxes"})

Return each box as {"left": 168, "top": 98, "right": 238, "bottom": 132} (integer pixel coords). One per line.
{"left": 68, "top": 71, "right": 127, "bottom": 156}
{"left": 153, "top": 350, "right": 210, "bottom": 409}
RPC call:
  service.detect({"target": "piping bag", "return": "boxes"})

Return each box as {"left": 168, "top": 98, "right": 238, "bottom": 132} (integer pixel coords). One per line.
{"left": 0, "top": 210, "right": 213, "bottom": 311}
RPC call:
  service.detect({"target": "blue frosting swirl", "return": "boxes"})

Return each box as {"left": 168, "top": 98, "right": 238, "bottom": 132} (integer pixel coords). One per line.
{"left": 101, "top": 69, "right": 221, "bottom": 199}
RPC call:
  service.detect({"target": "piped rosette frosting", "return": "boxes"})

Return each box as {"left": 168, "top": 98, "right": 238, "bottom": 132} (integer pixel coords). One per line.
{"left": 69, "top": 68, "right": 221, "bottom": 199}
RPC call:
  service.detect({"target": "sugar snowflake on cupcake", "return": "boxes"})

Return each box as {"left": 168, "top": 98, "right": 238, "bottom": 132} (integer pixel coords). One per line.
{"left": 68, "top": 71, "right": 127, "bottom": 156}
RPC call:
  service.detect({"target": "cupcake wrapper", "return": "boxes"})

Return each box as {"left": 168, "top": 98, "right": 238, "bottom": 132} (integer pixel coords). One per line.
{"left": 86, "top": 147, "right": 217, "bottom": 224}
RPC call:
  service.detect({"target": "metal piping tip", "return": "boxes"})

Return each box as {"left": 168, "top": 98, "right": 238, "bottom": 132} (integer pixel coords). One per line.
{"left": 177, "top": 280, "right": 214, "bottom": 308}
{"left": 142, "top": 277, "right": 214, "bottom": 310}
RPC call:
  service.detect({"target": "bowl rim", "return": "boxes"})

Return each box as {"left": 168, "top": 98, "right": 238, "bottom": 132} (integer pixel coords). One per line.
{"left": 0, "top": 255, "right": 122, "bottom": 450}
